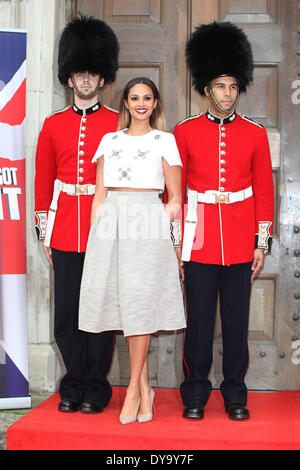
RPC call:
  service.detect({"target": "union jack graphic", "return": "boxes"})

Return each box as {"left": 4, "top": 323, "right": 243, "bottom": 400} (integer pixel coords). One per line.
{"left": 0, "top": 30, "right": 30, "bottom": 408}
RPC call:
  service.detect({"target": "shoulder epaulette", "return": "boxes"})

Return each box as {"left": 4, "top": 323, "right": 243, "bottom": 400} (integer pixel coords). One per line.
{"left": 177, "top": 113, "right": 203, "bottom": 126}
{"left": 47, "top": 105, "right": 70, "bottom": 119}
{"left": 239, "top": 113, "right": 263, "bottom": 129}
{"left": 103, "top": 104, "right": 119, "bottom": 114}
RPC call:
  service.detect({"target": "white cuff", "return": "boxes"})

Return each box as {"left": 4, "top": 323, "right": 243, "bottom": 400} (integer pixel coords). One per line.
{"left": 256, "top": 221, "right": 272, "bottom": 252}
{"left": 170, "top": 220, "right": 181, "bottom": 247}
{"left": 35, "top": 211, "right": 47, "bottom": 240}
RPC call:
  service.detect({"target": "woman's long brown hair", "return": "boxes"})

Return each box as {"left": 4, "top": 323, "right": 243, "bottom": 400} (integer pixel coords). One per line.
{"left": 117, "top": 77, "right": 166, "bottom": 131}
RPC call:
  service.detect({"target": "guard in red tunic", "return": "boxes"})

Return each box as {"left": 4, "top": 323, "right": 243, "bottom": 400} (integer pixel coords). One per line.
{"left": 174, "top": 22, "right": 274, "bottom": 420}
{"left": 34, "top": 16, "right": 119, "bottom": 413}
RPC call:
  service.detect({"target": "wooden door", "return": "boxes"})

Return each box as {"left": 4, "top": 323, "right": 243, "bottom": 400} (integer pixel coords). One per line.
{"left": 75, "top": 0, "right": 300, "bottom": 391}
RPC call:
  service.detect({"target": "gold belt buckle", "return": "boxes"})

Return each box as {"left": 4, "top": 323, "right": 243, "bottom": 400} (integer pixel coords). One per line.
{"left": 76, "top": 184, "right": 88, "bottom": 195}
{"left": 216, "top": 193, "right": 229, "bottom": 203}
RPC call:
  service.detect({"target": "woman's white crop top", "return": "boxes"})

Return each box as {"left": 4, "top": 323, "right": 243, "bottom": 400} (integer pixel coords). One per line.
{"left": 92, "top": 129, "right": 182, "bottom": 190}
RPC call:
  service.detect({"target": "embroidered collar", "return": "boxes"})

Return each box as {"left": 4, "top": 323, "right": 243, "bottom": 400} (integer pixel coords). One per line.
{"left": 72, "top": 101, "right": 101, "bottom": 116}
{"left": 205, "top": 109, "right": 237, "bottom": 125}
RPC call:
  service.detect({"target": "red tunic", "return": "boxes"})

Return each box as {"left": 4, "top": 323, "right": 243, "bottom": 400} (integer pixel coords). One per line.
{"left": 34, "top": 103, "right": 119, "bottom": 252}
{"left": 174, "top": 110, "right": 274, "bottom": 265}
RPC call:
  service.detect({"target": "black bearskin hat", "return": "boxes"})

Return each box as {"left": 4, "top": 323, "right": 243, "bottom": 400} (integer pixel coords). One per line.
{"left": 58, "top": 15, "right": 119, "bottom": 86}
{"left": 186, "top": 22, "right": 253, "bottom": 95}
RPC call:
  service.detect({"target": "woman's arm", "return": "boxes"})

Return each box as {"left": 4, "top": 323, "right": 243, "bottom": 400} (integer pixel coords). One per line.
{"left": 162, "top": 158, "right": 182, "bottom": 222}
{"left": 90, "top": 156, "right": 108, "bottom": 224}
{"left": 162, "top": 159, "right": 184, "bottom": 281}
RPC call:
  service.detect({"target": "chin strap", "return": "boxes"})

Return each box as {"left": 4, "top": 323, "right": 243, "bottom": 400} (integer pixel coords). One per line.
{"left": 208, "top": 87, "right": 239, "bottom": 116}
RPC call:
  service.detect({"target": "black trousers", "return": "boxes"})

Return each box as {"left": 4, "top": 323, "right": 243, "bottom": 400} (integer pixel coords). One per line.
{"left": 52, "top": 248, "right": 114, "bottom": 405}
{"left": 180, "top": 261, "right": 252, "bottom": 407}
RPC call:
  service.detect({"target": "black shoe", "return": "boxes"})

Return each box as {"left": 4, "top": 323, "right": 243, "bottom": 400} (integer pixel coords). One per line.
{"left": 80, "top": 400, "right": 104, "bottom": 414}
{"left": 58, "top": 399, "right": 82, "bottom": 412}
{"left": 225, "top": 403, "right": 250, "bottom": 420}
{"left": 183, "top": 399, "right": 204, "bottom": 419}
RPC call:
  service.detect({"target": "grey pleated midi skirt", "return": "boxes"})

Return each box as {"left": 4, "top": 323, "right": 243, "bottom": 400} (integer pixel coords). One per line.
{"left": 78, "top": 191, "right": 186, "bottom": 336}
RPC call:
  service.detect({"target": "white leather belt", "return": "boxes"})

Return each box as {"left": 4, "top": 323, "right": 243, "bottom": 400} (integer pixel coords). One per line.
{"left": 181, "top": 186, "right": 253, "bottom": 262}
{"left": 44, "top": 179, "right": 96, "bottom": 247}
{"left": 60, "top": 182, "right": 96, "bottom": 196}
{"left": 198, "top": 186, "right": 253, "bottom": 204}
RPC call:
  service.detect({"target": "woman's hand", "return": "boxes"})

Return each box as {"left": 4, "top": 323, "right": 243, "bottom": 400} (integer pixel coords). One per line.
{"left": 42, "top": 240, "right": 53, "bottom": 268}
{"left": 175, "top": 247, "right": 184, "bottom": 282}
{"left": 251, "top": 248, "right": 264, "bottom": 282}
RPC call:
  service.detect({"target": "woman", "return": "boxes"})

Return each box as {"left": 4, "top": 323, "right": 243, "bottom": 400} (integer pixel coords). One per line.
{"left": 78, "top": 77, "right": 186, "bottom": 424}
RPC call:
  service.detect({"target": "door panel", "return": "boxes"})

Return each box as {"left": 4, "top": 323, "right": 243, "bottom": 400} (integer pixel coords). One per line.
{"left": 219, "top": 0, "right": 278, "bottom": 24}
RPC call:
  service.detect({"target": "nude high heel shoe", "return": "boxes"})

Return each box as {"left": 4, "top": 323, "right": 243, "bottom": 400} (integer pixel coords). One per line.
{"left": 119, "top": 395, "right": 140, "bottom": 425}
{"left": 137, "top": 388, "right": 155, "bottom": 423}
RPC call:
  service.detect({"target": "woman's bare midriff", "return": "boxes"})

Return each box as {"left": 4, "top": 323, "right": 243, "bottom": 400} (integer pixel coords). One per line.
{"left": 108, "top": 187, "right": 159, "bottom": 192}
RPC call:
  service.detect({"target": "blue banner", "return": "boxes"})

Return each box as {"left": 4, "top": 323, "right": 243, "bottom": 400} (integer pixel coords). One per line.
{"left": 0, "top": 30, "right": 31, "bottom": 409}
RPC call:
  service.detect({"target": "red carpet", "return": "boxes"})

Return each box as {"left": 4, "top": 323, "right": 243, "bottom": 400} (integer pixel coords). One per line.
{"left": 6, "top": 388, "right": 300, "bottom": 450}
